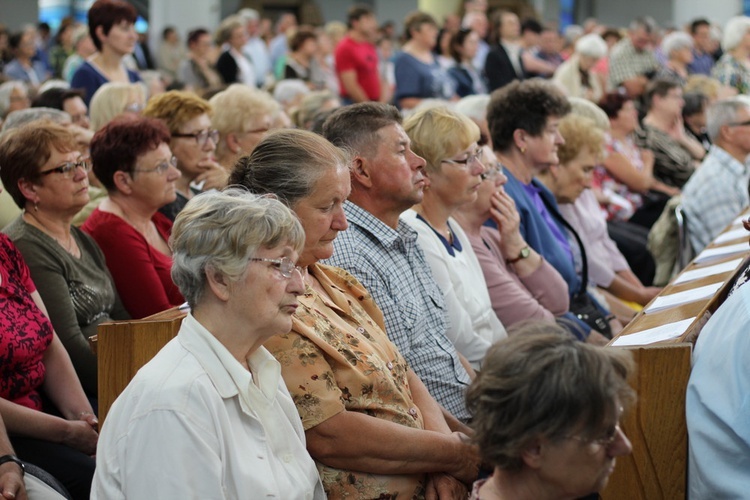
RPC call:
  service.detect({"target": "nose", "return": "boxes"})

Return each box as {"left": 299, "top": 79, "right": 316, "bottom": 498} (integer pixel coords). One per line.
{"left": 287, "top": 267, "right": 306, "bottom": 295}
{"left": 168, "top": 162, "right": 183, "bottom": 180}
{"left": 332, "top": 204, "right": 349, "bottom": 231}
{"left": 410, "top": 150, "right": 427, "bottom": 170}
{"left": 555, "top": 130, "right": 565, "bottom": 145}
{"left": 203, "top": 136, "right": 217, "bottom": 152}
{"left": 495, "top": 169, "right": 507, "bottom": 187}
{"left": 470, "top": 157, "right": 485, "bottom": 176}
{"left": 609, "top": 426, "right": 632, "bottom": 457}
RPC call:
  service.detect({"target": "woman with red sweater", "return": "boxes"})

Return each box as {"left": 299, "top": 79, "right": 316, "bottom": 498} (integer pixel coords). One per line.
{"left": 82, "top": 116, "right": 184, "bottom": 318}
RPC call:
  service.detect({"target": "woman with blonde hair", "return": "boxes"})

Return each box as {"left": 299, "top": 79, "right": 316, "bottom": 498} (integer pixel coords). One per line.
{"left": 402, "top": 106, "right": 506, "bottom": 369}
{"left": 88, "top": 81, "right": 145, "bottom": 131}
{"left": 209, "top": 84, "right": 278, "bottom": 169}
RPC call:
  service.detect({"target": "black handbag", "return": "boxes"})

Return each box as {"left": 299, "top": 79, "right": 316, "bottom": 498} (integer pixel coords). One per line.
{"left": 541, "top": 193, "right": 613, "bottom": 339}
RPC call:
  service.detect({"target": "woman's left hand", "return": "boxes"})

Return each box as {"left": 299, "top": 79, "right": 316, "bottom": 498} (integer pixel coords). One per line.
{"left": 195, "top": 159, "right": 229, "bottom": 191}
{"left": 425, "top": 473, "right": 468, "bottom": 500}
{"left": 490, "top": 190, "right": 525, "bottom": 256}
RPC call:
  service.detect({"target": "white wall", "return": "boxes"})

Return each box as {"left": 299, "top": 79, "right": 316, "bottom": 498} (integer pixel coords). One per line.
{"left": 0, "top": 0, "right": 39, "bottom": 30}
{"left": 149, "top": 0, "right": 221, "bottom": 47}
{"left": 672, "top": 0, "right": 741, "bottom": 29}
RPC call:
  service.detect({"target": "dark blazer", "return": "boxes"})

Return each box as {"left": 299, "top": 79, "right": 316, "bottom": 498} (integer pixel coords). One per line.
{"left": 215, "top": 50, "right": 239, "bottom": 84}
{"left": 448, "top": 65, "right": 478, "bottom": 97}
{"left": 485, "top": 43, "right": 524, "bottom": 91}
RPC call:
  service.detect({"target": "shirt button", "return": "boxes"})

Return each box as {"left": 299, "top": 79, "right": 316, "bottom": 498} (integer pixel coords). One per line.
{"left": 356, "top": 326, "right": 365, "bottom": 334}
{"left": 386, "top": 362, "right": 393, "bottom": 370}
{"left": 409, "top": 407, "right": 418, "bottom": 417}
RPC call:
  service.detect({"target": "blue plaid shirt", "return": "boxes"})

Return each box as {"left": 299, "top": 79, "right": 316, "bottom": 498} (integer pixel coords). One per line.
{"left": 326, "top": 201, "right": 473, "bottom": 421}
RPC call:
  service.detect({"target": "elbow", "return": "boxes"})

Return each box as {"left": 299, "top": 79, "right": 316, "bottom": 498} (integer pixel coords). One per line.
{"left": 304, "top": 426, "right": 339, "bottom": 462}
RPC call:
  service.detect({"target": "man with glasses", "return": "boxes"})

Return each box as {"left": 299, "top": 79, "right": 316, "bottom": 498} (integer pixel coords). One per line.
{"left": 322, "top": 103, "right": 475, "bottom": 428}
{"left": 682, "top": 98, "right": 750, "bottom": 252}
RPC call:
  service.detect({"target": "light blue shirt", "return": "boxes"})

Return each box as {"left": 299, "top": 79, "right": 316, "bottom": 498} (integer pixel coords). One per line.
{"left": 687, "top": 282, "right": 750, "bottom": 498}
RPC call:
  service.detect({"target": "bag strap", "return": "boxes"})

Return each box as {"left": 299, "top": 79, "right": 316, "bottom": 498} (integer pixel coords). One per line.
{"left": 538, "top": 186, "right": 589, "bottom": 295}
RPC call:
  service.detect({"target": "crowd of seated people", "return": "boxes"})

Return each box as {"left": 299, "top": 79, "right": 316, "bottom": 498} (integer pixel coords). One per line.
{"left": 0, "top": 0, "right": 749, "bottom": 496}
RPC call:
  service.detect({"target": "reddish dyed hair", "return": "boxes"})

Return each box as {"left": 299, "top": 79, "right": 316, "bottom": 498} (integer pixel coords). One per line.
{"left": 598, "top": 92, "right": 630, "bottom": 119}
{"left": 91, "top": 116, "right": 170, "bottom": 191}
{"left": 88, "top": 0, "right": 138, "bottom": 51}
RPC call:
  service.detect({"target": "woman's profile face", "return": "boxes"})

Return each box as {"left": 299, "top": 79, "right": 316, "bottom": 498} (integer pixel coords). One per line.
{"left": 32, "top": 146, "right": 90, "bottom": 213}
{"left": 555, "top": 147, "right": 596, "bottom": 204}
{"left": 524, "top": 116, "right": 564, "bottom": 171}
{"left": 427, "top": 141, "right": 485, "bottom": 210}
{"left": 127, "top": 142, "right": 181, "bottom": 209}
{"left": 101, "top": 20, "right": 137, "bottom": 56}
{"left": 469, "top": 146, "right": 506, "bottom": 217}
{"left": 291, "top": 165, "right": 350, "bottom": 268}
{"left": 535, "top": 406, "right": 632, "bottom": 497}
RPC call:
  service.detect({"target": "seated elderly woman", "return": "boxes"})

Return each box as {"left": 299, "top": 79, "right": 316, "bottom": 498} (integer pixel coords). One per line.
{"left": 93, "top": 189, "right": 325, "bottom": 499}
{"left": 229, "top": 129, "right": 479, "bottom": 499}
{"left": 656, "top": 31, "right": 694, "bottom": 86}
{"left": 402, "top": 106, "right": 506, "bottom": 369}
{"left": 536, "top": 114, "right": 661, "bottom": 310}
{"left": 82, "top": 116, "right": 184, "bottom": 318}
{"left": 0, "top": 185, "right": 97, "bottom": 500}
{"left": 552, "top": 33, "right": 608, "bottom": 103}
{"left": 208, "top": 84, "right": 277, "bottom": 170}
{"left": 452, "top": 145, "right": 578, "bottom": 331}
{"left": 0, "top": 120, "right": 129, "bottom": 398}
{"left": 0, "top": 81, "right": 31, "bottom": 124}
{"left": 466, "top": 322, "right": 634, "bottom": 500}
{"left": 143, "top": 90, "right": 228, "bottom": 221}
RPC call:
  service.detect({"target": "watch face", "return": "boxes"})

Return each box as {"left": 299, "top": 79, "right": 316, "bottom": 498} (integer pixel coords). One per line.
{"left": 521, "top": 247, "right": 530, "bottom": 258}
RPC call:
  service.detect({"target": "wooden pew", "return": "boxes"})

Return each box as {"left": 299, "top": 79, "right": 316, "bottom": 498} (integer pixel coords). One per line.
{"left": 601, "top": 216, "right": 750, "bottom": 500}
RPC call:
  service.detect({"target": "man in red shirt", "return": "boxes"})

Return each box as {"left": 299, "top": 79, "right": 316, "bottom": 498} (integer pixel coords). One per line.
{"left": 335, "top": 5, "right": 382, "bottom": 103}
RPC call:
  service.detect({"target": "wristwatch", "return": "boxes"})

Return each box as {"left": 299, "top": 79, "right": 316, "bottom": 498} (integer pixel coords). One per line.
{"left": 506, "top": 246, "right": 530, "bottom": 265}
{"left": 0, "top": 455, "right": 24, "bottom": 476}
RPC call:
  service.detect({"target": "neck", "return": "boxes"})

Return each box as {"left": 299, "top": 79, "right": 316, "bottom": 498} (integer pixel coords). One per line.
{"left": 643, "top": 111, "right": 673, "bottom": 131}
{"left": 732, "top": 47, "right": 750, "bottom": 60}
{"left": 192, "top": 303, "right": 265, "bottom": 371}
{"left": 24, "top": 209, "right": 73, "bottom": 240}
{"left": 451, "top": 208, "right": 484, "bottom": 236}
{"left": 717, "top": 140, "right": 749, "bottom": 164}
{"left": 17, "top": 54, "right": 31, "bottom": 66}
{"left": 93, "top": 49, "right": 123, "bottom": 70}
{"left": 175, "top": 175, "right": 195, "bottom": 195}
{"left": 348, "top": 191, "right": 404, "bottom": 230}
{"left": 534, "top": 172, "right": 556, "bottom": 198}
{"left": 412, "top": 194, "right": 457, "bottom": 235}
{"left": 496, "top": 150, "right": 535, "bottom": 184}
{"left": 107, "top": 194, "right": 155, "bottom": 231}
{"left": 609, "top": 124, "right": 630, "bottom": 141}
{"left": 483, "top": 468, "right": 566, "bottom": 500}
{"left": 350, "top": 30, "right": 369, "bottom": 43}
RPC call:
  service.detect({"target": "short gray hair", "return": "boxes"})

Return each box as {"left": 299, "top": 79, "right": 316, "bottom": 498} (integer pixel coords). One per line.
{"left": 661, "top": 31, "right": 693, "bottom": 57}
{"left": 0, "top": 81, "right": 27, "bottom": 118}
{"left": 228, "top": 128, "right": 349, "bottom": 208}
{"left": 706, "top": 98, "right": 750, "bottom": 142}
{"left": 455, "top": 94, "right": 490, "bottom": 123}
{"left": 1, "top": 108, "right": 70, "bottom": 136}
{"left": 575, "top": 33, "right": 608, "bottom": 59}
{"left": 722, "top": 16, "right": 750, "bottom": 52}
{"left": 170, "top": 188, "right": 304, "bottom": 308}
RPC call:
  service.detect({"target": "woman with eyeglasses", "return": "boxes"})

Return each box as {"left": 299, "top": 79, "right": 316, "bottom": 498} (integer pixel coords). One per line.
{"left": 0, "top": 121, "right": 99, "bottom": 500}
{"left": 93, "top": 189, "right": 326, "bottom": 499}
{"left": 466, "top": 322, "right": 634, "bottom": 500}
{"left": 452, "top": 145, "right": 571, "bottom": 329}
{"left": 82, "top": 116, "right": 184, "bottom": 319}
{"left": 230, "top": 129, "right": 480, "bottom": 499}
{"left": 402, "top": 106, "right": 506, "bottom": 370}
{"left": 143, "top": 90, "right": 228, "bottom": 221}
{"left": 1, "top": 120, "right": 130, "bottom": 398}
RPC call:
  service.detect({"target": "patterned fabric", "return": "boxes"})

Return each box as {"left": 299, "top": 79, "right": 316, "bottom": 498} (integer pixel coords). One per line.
{"left": 682, "top": 145, "right": 750, "bottom": 253}
{"left": 265, "top": 263, "right": 426, "bottom": 499}
{"left": 595, "top": 133, "right": 645, "bottom": 221}
{"left": 608, "top": 38, "right": 658, "bottom": 88}
{"left": 635, "top": 125, "right": 695, "bottom": 189}
{"left": 712, "top": 53, "right": 750, "bottom": 96}
{"left": 0, "top": 234, "right": 53, "bottom": 410}
{"left": 327, "top": 201, "right": 472, "bottom": 421}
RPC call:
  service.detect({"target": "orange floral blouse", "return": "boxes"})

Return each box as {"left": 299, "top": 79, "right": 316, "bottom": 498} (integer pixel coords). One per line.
{"left": 264, "top": 263, "right": 426, "bottom": 499}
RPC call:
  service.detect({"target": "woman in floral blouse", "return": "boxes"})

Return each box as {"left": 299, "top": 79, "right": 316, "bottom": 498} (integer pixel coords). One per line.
{"left": 229, "top": 129, "right": 479, "bottom": 499}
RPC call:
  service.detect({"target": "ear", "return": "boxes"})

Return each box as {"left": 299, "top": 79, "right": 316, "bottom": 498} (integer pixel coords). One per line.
{"left": 226, "top": 132, "right": 242, "bottom": 154}
{"left": 520, "top": 439, "right": 545, "bottom": 470}
{"left": 351, "top": 155, "right": 373, "bottom": 189}
{"left": 94, "top": 25, "right": 106, "bottom": 44}
{"left": 112, "top": 170, "right": 134, "bottom": 195}
{"left": 512, "top": 129, "right": 527, "bottom": 152}
{"left": 17, "top": 178, "right": 39, "bottom": 206}
{"left": 205, "top": 266, "right": 231, "bottom": 302}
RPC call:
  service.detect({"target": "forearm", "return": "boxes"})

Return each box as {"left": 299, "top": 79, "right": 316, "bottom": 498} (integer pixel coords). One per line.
{"left": 407, "top": 369, "right": 450, "bottom": 434}
{"left": 41, "top": 336, "right": 93, "bottom": 419}
{"left": 341, "top": 73, "right": 369, "bottom": 102}
{"left": 305, "top": 411, "right": 475, "bottom": 481}
{"left": 604, "top": 274, "right": 649, "bottom": 305}
{"left": 0, "top": 398, "right": 68, "bottom": 443}
{"left": 678, "top": 135, "right": 706, "bottom": 160}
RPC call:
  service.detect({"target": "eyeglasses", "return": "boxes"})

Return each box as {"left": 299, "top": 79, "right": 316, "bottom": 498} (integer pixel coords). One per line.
{"left": 729, "top": 120, "right": 750, "bottom": 127}
{"left": 243, "top": 126, "right": 270, "bottom": 135}
{"left": 172, "top": 129, "right": 220, "bottom": 146}
{"left": 565, "top": 423, "right": 622, "bottom": 451}
{"left": 123, "top": 102, "right": 144, "bottom": 114}
{"left": 39, "top": 156, "right": 92, "bottom": 179}
{"left": 480, "top": 163, "right": 501, "bottom": 181}
{"left": 250, "top": 256, "right": 302, "bottom": 279}
{"left": 442, "top": 148, "right": 482, "bottom": 167}
{"left": 133, "top": 156, "right": 178, "bottom": 175}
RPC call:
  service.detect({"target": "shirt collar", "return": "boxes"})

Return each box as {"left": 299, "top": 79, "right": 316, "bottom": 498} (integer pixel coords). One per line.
{"left": 343, "top": 200, "right": 417, "bottom": 249}
{"left": 709, "top": 144, "right": 750, "bottom": 176}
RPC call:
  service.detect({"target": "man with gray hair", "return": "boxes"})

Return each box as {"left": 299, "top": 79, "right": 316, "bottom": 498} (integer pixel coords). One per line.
{"left": 608, "top": 17, "right": 659, "bottom": 97}
{"left": 322, "top": 102, "right": 474, "bottom": 425}
{"left": 681, "top": 98, "right": 750, "bottom": 252}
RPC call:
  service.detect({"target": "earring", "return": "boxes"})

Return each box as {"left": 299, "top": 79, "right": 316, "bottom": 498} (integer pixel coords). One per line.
{"left": 520, "top": 146, "right": 527, "bottom": 154}
{"left": 34, "top": 201, "right": 38, "bottom": 212}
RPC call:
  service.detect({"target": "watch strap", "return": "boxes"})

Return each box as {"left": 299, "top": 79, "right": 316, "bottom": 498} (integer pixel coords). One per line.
{"left": 0, "top": 455, "right": 24, "bottom": 476}
{"left": 506, "top": 246, "right": 530, "bottom": 265}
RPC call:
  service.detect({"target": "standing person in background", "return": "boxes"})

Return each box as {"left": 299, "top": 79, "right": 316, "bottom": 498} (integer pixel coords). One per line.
{"left": 71, "top": 0, "right": 141, "bottom": 105}
{"left": 485, "top": 10, "right": 525, "bottom": 91}
{"left": 448, "top": 28, "right": 487, "bottom": 97}
{"left": 156, "top": 26, "right": 186, "bottom": 84}
{"left": 335, "top": 4, "right": 382, "bottom": 104}
{"left": 462, "top": 11, "right": 489, "bottom": 74}
{"left": 269, "top": 13, "right": 297, "bottom": 71}
{"left": 48, "top": 21, "right": 75, "bottom": 79}
{"left": 4, "top": 27, "right": 49, "bottom": 89}
{"left": 239, "top": 8, "right": 271, "bottom": 87}
{"left": 283, "top": 28, "right": 325, "bottom": 89}
{"left": 215, "top": 16, "right": 255, "bottom": 87}
{"left": 63, "top": 25, "right": 96, "bottom": 83}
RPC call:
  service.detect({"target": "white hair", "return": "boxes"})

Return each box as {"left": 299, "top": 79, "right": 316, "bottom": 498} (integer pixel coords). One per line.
{"left": 722, "top": 16, "right": 750, "bottom": 52}
{"left": 273, "top": 79, "right": 310, "bottom": 107}
{"left": 0, "top": 81, "right": 27, "bottom": 118}
{"left": 661, "top": 31, "right": 693, "bottom": 57}
{"left": 455, "top": 94, "right": 490, "bottom": 122}
{"left": 575, "top": 33, "right": 608, "bottom": 59}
